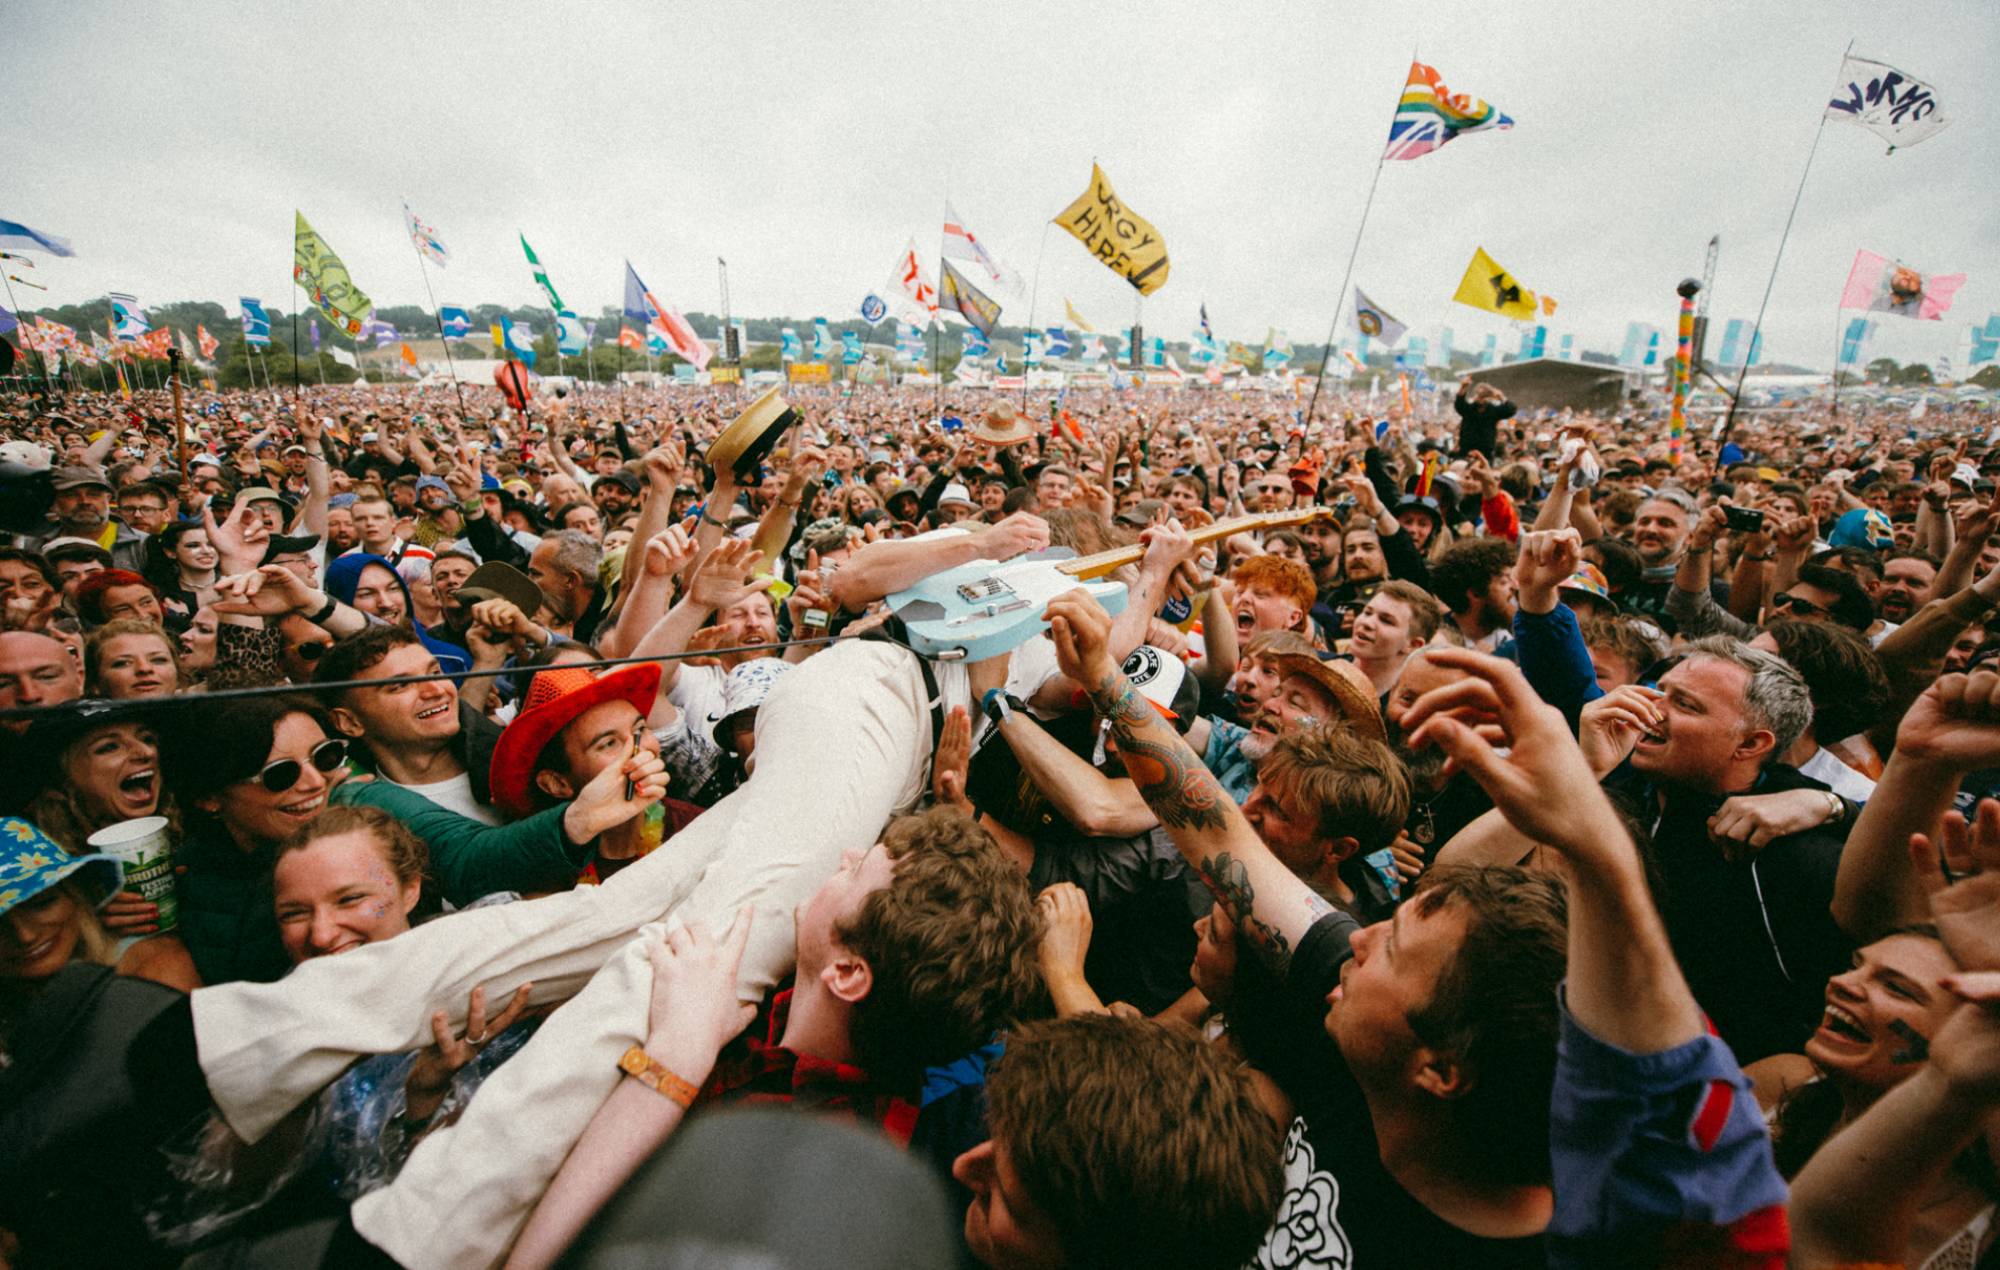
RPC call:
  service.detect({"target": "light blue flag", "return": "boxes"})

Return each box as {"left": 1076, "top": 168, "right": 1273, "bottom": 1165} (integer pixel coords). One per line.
{"left": 557, "top": 310, "right": 587, "bottom": 356}
{"left": 108, "top": 292, "right": 148, "bottom": 339}
{"left": 439, "top": 306, "right": 473, "bottom": 338}
{"left": 1839, "top": 317, "right": 1875, "bottom": 366}
{"left": 1024, "top": 332, "right": 1043, "bottom": 367}
{"left": 0, "top": 218, "right": 74, "bottom": 257}
{"left": 781, "top": 327, "right": 802, "bottom": 362}
{"left": 647, "top": 329, "right": 670, "bottom": 357}
{"left": 840, "top": 330, "right": 862, "bottom": 364}
{"left": 812, "top": 319, "right": 831, "bottom": 361}
{"left": 240, "top": 297, "right": 272, "bottom": 348}
{"left": 1436, "top": 327, "right": 1454, "bottom": 367}
{"left": 961, "top": 327, "right": 991, "bottom": 358}
{"left": 1146, "top": 338, "right": 1165, "bottom": 368}
{"left": 505, "top": 319, "right": 538, "bottom": 367}
{"left": 1479, "top": 333, "right": 1497, "bottom": 367}
{"left": 1969, "top": 316, "right": 2000, "bottom": 366}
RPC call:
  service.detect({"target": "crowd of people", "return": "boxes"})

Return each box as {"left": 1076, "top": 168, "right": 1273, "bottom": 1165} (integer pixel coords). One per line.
{"left": 1, "top": 366, "right": 1999, "bottom": 1268}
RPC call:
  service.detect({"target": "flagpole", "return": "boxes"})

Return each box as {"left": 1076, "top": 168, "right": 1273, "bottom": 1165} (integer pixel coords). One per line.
{"left": 403, "top": 216, "right": 470, "bottom": 422}
{"left": 2, "top": 271, "right": 50, "bottom": 403}
{"left": 1304, "top": 133, "right": 1391, "bottom": 433}
{"left": 1720, "top": 40, "right": 1852, "bottom": 446}
{"left": 1829, "top": 304, "right": 1849, "bottom": 418}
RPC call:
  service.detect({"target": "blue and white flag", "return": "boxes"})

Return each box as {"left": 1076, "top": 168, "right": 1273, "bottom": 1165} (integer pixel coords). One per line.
{"left": 1557, "top": 333, "right": 1575, "bottom": 361}
{"left": 240, "top": 297, "right": 272, "bottom": 348}
{"left": 439, "top": 306, "right": 473, "bottom": 338}
{"left": 557, "top": 310, "right": 588, "bottom": 356}
{"left": 647, "top": 329, "right": 670, "bottom": 357}
{"left": 896, "top": 322, "right": 925, "bottom": 361}
{"left": 1969, "top": 316, "right": 2000, "bottom": 367}
{"left": 840, "top": 330, "right": 862, "bottom": 364}
{"left": 859, "top": 293, "right": 888, "bottom": 325}
{"left": 1839, "top": 316, "right": 1876, "bottom": 366}
{"left": 108, "top": 293, "right": 148, "bottom": 339}
{"left": 812, "top": 318, "right": 831, "bottom": 361}
{"left": 780, "top": 327, "right": 802, "bottom": 362}
{"left": 1023, "top": 332, "right": 1043, "bottom": 368}
{"left": 505, "top": 319, "right": 538, "bottom": 366}
{"left": 1146, "top": 337, "right": 1166, "bottom": 368}
{"left": 1044, "top": 327, "right": 1073, "bottom": 359}
{"left": 961, "top": 327, "right": 991, "bottom": 359}
{"left": 1717, "top": 319, "right": 1762, "bottom": 367}
{"left": 403, "top": 202, "right": 450, "bottom": 268}
{"left": 1519, "top": 325, "right": 1546, "bottom": 359}
{"left": 0, "top": 218, "right": 74, "bottom": 257}
{"left": 1263, "top": 329, "right": 1293, "bottom": 367}
{"left": 1081, "top": 334, "right": 1106, "bottom": 364}
{"left": 1827, "top": 55, "right": 1949, "bottom": 152}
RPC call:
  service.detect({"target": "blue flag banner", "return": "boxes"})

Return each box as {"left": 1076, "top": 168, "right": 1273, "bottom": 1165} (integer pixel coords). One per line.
{"left": 841, "top": 330, "right": 863, "bottom": 364}
{"left": 962, "top": 327, "right": 991, "bottom": 358}
{"left": 240, "top": 297, "right": 271, "bottom": 348}
{"left": 0, "top": 218, "right": 75, "bottom": 257}
{"left": 780, "top": 328, "right": 802, "bottom": 362}
{"left": 439, "top": 306, "right": 473, "bottom": 338}
{"left": 557, "top": 310, "right": 587, "bottom": 356}
{"left": 1044, "top": 327, "right": 1073, "bottom": 359}
{"left": 812, "top": 319, "right": 831, "bottom": 361}
{"left": 1970, "top": 316, "right": 2000, "bottom": 366}
{"left": 1839, "top": 317, "right": 1875, "bottom": 366}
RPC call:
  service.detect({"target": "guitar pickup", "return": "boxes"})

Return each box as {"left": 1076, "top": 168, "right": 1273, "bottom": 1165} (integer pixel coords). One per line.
{"left": 946, "top": 597, "right": 1031, "bottom": 627}
{"left": 955, "top": 578, "right": 1013, "bottom": 602}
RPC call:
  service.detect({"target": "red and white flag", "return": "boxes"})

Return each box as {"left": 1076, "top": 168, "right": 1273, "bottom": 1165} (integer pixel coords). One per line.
{"left": 643, "top": 291, "right": 711, "bottom": 371}
{"left": 196, "top": 323, "right": 219, "bottom": 360}
{"left": 942, "top": 202, "right": 1021, "bottom": 293}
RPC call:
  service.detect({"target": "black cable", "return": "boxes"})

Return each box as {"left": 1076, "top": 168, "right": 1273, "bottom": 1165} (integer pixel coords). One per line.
{"left": 0, "top": 631, "right": 870, "bottom": 722}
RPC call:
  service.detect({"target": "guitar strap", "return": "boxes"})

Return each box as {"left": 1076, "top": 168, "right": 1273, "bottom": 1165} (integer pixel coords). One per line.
{"left": 860, "top": 616, "right": 946, "bottom": 766}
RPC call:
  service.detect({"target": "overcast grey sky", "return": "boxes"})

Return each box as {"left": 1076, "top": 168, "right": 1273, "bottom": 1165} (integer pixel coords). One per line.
{"left": 6, "top": 0, "right": 1994, "bottom": 370}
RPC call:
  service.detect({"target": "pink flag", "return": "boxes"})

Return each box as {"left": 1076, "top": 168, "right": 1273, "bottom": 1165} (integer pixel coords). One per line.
{"left": 1840, "top": 249, "right": 1966, "bottom": 321}
{"left": 644, "top": 291, "right": 711, "bottom": 371}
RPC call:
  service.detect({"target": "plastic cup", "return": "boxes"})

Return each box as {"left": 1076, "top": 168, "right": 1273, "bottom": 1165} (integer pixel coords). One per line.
{"left": 87, "top": 815, "right": 177, "bottom": 933}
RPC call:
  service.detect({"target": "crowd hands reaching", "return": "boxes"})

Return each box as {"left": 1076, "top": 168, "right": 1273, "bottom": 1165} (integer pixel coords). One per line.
{"left": 1, "top": 371, "right": 1999, "bottom": 1268}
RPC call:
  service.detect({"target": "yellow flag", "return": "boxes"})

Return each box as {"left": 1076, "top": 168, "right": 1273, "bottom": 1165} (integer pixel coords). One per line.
{"left": 1452, "top": 247, "right": 1539, "bottom": 320}
{"left": 293, "top": 211, "right": 373, "bottom": 336}
{"left": 1063, "top": 299, "right": 1096, "bottom": 332}
{"left": 1052, "top": 165, "right": 1170, "bottom": 296}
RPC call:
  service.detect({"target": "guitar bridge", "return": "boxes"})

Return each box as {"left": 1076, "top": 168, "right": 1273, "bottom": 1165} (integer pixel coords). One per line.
{"left": 954, "top": 577, "right": 1013, "bottom": 603}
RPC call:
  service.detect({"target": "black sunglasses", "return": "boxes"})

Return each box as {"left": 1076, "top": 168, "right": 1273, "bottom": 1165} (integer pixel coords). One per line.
{"left": 1771, "top": 591, "right": 1828, "bottom": 618}
{"left": 293, "top": 640, "right": 330, "bottom": 662}
{"left": 250, "top": 738, "right": 348, "bottom": 794}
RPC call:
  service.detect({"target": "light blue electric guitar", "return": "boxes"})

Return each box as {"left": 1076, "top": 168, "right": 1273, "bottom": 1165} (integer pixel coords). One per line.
{"left": 887, "top": 507, "right": 1329, "bottom": 661}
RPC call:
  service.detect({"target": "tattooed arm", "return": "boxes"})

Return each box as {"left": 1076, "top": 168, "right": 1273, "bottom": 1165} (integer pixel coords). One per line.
{"left": 1043, "top": 590, "right": 1336, "bottom": 974}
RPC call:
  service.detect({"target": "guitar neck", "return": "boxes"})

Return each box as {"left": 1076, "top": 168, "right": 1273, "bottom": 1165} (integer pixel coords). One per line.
{"left": 1058, "top": 508, "right": 1326, "bottom": 580}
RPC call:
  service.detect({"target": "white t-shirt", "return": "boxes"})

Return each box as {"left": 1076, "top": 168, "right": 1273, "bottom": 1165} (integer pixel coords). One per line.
{"left": 1799, "top": 747, "right": 1877, "bottom": 804}
{"left": 392, "top": 772, "right": 504, "bottom": 825}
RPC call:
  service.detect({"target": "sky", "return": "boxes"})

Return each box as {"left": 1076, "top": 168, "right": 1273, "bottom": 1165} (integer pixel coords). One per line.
{"left": 6, "top": 0, "right": 1996, "bottom": 372}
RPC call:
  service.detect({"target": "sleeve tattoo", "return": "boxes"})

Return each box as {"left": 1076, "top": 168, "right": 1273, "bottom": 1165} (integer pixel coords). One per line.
{"left": 1088, "top": 672, "right": 1228, "bottom": 832}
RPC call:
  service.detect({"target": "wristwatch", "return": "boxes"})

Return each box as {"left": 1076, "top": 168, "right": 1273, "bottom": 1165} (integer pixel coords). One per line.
{"left": 1821, "top": 790, "right": 1847, "bottom": 827}
{"left": 618, "top": 1046, "right": 698, "bottom": 1108}
{"left": 982, "top": 688, "right": 1014, "bottom": 728}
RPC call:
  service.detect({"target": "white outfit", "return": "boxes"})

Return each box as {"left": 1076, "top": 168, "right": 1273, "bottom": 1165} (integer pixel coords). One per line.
{"left": 191, "top": 638, "right": 960, "bottom": 1268}
{"left": 391, "top": 772, "right": 503, "bottom": 826}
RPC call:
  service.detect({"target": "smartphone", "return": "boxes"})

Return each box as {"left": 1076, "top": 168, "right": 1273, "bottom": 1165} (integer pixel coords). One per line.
{"left": 1722, "top": 506, "right": 1766, "bottom": 533}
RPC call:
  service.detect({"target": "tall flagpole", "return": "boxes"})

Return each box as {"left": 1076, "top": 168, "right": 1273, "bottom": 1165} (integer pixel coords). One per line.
{"left": 1303, "top": 108, "right": 1396, "bottom": 431}
{"left": 1721, "top": 40, "right": 1853, "bottom": 446}
{"left": 1021, "top": 219, "right": 1054, "bottom": 409}
{"left": 403, "top": 207, "right": 469, "bottom": 421}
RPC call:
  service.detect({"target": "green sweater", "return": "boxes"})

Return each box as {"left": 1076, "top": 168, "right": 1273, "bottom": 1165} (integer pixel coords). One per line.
{"left": 177, "top": 783, "right": 589, "bottom": 987}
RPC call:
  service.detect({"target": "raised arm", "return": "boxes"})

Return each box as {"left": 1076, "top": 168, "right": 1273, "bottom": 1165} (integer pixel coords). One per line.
{"left": 1043, "top": 589, "right": 1332, "bottom": 973}
{"left": 296, "top": 413, "right": 329, "bottom": 541}
{"left": 826, "top": 512, "right": 1048, "bottom": 613}
{"left": 749, "top": 446, "right": 821, "bottom": 578}
{"left": 991, "top": 707, "right": 1156, "bottom": 839}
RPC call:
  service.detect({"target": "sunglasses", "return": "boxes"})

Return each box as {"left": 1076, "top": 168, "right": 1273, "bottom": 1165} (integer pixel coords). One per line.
{"left": 1770, "top": 591, "right": 1828, "bottom": 618}
{"left": 293, "top": 640, "right": 330, "bottom": 662}
{"left": 250, "top": 738, "right": 348, "bottom": 794}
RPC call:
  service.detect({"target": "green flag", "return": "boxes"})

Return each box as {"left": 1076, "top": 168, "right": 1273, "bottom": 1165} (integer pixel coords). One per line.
{"left": 292, "top": 211, "right": 372, "bottom": 336}
{"left": 521, "top": 233, "right": 564, "bottom": 310}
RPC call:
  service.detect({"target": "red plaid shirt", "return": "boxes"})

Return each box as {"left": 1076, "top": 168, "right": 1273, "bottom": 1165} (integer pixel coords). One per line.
{"left": 699, "top": 988, "right": 919, "bottom": 1146}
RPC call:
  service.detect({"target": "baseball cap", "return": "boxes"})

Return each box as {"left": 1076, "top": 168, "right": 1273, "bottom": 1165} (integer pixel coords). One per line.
{"left": 1121, "top": 645, "right": 1201, "bottom": 732}
{"left": 48, "top": 465, "right": 112, "bottom": 493}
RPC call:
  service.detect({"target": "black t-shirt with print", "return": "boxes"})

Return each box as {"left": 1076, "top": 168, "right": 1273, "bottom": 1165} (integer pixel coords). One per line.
{"left": 1238, "top": 911, "right": 1547, "bottom": 1269}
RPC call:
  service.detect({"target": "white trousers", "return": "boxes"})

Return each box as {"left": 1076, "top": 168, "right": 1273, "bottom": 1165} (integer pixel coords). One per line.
{"left": 189, "top": 640, "right": 942, "bottom": 1269}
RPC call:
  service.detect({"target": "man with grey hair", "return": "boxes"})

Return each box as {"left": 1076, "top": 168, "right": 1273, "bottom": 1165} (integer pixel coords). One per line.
{"left": 527, "top": 527, "right": 607, "bottom": 642}
{"left": 1621, "top": 487, "right": 1721, "bottom": 630}
{"left": 1583, "top": 634, "right": 1851, "bottom": 1061}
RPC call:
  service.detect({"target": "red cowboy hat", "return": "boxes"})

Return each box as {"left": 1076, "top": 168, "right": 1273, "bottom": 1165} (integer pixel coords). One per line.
{"left": 489, "top": 663, "right": 662, "bottom": 818}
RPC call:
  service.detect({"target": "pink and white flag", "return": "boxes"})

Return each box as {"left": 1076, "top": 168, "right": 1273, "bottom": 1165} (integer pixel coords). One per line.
{"left": 1840, "top": 249, "right": 1966, "bottom": 321}
{"left": 644, "top": 292, "right": 711, "bottom": 371}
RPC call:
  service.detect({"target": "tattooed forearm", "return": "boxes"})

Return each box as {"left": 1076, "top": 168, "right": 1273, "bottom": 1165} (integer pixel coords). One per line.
{"left": 1200, "top": 852, "right": 1294, "bottom": 973}
{"left": 1091, "top": 671, "right": 1230, "bottom": 831}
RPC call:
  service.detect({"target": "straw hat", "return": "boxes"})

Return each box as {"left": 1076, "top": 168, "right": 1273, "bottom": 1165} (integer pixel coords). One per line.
{"left": 970, "top": 400, "right": 1035, "bottom": 448}
{"left": 1268, "top": 653, "right": 1385, "bottom": 741}
{"left": 708, "top": 386, "right": 800, "bottom": 481}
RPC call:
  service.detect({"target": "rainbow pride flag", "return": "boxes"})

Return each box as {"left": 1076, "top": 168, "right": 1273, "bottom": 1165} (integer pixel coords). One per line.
{"left": 1384, "top": 61, "right": 1513, "bottom": 161}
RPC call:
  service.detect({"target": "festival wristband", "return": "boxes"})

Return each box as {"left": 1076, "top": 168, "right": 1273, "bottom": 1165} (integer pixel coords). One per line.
{"left": 618, "top": 1046, "right": 698, "bottom": 1108}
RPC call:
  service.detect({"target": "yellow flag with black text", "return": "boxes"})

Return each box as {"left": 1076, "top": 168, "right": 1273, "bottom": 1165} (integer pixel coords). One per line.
{"left": 1052, "top": 165, "right": 1170, "bottom": 296}
{"left": 293, "top": 211, "right": 373, "bottom": 336}
{"left": 1452, "top": 247, "right": 1540, "bottom": 320}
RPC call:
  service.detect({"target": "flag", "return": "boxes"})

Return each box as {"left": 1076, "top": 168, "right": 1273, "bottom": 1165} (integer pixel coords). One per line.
{"left": 1618, "top": 323, "right": 1661, "bottom": 368}
{"left": 1024, "top": 332, "right": 1043, "bottom": 368}
{"left": 310, "top": 320, "right": 321, "bottom": 352}
{"left": 1198, "top": 304, "right": 1214, "bottom": 343}
{"left": 961, "top": 327, "right": 991, "bottom": 359}
{"left": 647, "top": 329, "right": 669, "bottom": 357}
{"left": 1840, "top": 250, "right": 1966, "bottom": 321}
{"left": 504, "top": 320, "right": 538, "bottom": 367}
{"left": 1146, "top": 337, "right": 1166, "bottom": 368}
{"left": 240, "top": 297, "right": 271, "bottom": 348}
{"left": 896, "top": 322, "right": 926, "bottom": 362}
{"left": 1064, "top": 299, "right": 1096, "bottom": 332}
{"left": 1263, "top": 329, "right": 1293, "bottom": 367}
{"left": 1519, "top": 325, "right": 1547, "bottom": 359}
{"left": 939, "top": 259, "right": 1001, "bottom": 339}
{"left": 841, "top": 330, "right": 863, "bottom": 365}
{"left": 619, "top": 325, "right": 646, "bottom": 352}
{"left": 1970, "top": 316, "right": 2000, "bottom": 366}
{"left": 858, "top": 293, "right": 888, "bottom": 325}
{"left": 400, "top": 342, "right": 420, "bottom": 375}
{"left": 812, "top": 319, "right": 831, "bottom": 361}
{"left": 328, "top": 346, "right": 357, "bottom": 369}
{"left": 0, "top": 218, "right": 74, "bottom": 257}
{"left": 1044, "top": 327, "right": 1074, "bottom": 359}
{"left": 108, "top": 292, "right": 148, "bottom": 339}
{"left": 1452, "top": 247, "right": 1541, "bottom": 320}
{"left": 1384, "top": 61, "right": 1515, "bottom": 161}
{"left": 942, "top": 201, "right": 1022, "bottom": 292}
{"left": 1351, "top": 289, "right": 1407, "bottom": 347}
{"left": 1052, "top": 164, "right": 1170, "bottom": 296}
{"left": 1717, "top": 320, "right": 1764, "bottom": 367}
{"left": 294, "top": 211, "right": 372, "bottom": 335}
{"left": 557, "top": 310, "right": 587, "bottom": 356}
{"left": 196, "top": 324, "right": 218, "bottom": 360}
{"left": 0, "top": 305, "right": 13, "bottom": 339}
{"left": 624, "top": 262, "right": 711, "bottom": 370}
{"left": 780, "top": 327, "right": 801, "bottom": 362}
{"left": 886, "top": 238, "right": 938, "bottom": 325}
{"left": 404, "top": 202, "right": 450, "bottom": 267}
{"left": 521, "top": 233, "right": 563, "bottom": 309}
{"left": 439, "top": 306, "right": 472, "bottom": 338}
{"left": 1827, "top": 55, "right": 1949, "bottom": 152}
